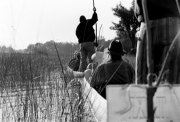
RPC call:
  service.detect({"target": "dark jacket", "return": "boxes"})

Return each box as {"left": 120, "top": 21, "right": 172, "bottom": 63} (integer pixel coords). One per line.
{"left": 76, "top": 12, "right": 98, "bottom": 43}
{"left": 90, "top": 60, "right": 135, "bottom": 99}
{"left": 135, "top": 0, "right": 180, "bottom": 22}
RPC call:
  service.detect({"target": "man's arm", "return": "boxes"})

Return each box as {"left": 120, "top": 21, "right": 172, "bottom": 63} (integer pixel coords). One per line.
{"left": 88, "top": 12, "right": 98, "bottom": 26}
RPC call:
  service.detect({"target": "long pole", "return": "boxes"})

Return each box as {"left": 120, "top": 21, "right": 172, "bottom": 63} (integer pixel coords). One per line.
{"left": 99, "top": 24, "right": 102, "bottom": 46}
{"left": 142, "top": 0, "right": 153, "bottom": 86}
{"left": 50, "top": 30, "right": 67, "bottom": 86}
{"left": 142, "top": 0, "right": 156, "bottom": 122}
{"left": 99, "top": 24, "right": 102, "bottom": 40}
{"left": 93, "top": 0, "right": 98, "bottom": 47}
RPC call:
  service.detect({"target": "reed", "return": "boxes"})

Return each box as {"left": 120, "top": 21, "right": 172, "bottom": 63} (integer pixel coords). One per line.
{"left": 0, "top": 52, "right": 95, "bottom": 122}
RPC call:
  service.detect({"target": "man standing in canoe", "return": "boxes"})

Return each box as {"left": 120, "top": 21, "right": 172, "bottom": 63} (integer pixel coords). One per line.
{"left": 76, "top": 8, "right": 98, "bottom": 72}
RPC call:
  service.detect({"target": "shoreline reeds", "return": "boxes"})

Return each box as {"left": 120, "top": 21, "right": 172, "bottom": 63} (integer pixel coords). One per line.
{"left": 0, "top": 52, "right": 96, "bottom": 122}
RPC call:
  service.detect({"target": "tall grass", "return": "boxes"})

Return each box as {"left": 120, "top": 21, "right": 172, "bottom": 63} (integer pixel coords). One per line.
{"left": 0, "top": 52, "right": 95, "bottom": 122}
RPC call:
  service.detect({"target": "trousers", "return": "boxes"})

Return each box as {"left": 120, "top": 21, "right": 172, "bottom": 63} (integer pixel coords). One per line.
{"left": 79, "top": 42, "right": 95, "bottom": 72}
{"left": 136, "top": 17, "right": 180, "bottom": 84}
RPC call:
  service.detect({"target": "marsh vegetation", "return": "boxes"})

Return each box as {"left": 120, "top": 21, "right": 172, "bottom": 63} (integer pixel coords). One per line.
{"left": 0, "top": 52, "right": 96, "bottom": 122}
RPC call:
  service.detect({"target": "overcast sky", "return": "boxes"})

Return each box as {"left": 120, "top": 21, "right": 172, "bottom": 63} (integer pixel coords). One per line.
{"left": 0, "top": 0, "right": 132, "bottom": 49}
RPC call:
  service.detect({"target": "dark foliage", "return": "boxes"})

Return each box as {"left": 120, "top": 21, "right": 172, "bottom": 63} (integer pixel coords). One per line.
{"left": 111, "top": 1, "right": 140, "bottom": 53}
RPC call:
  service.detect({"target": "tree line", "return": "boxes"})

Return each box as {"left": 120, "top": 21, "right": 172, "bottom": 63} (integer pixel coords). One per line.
{"left": 0, "top": 0, "right": 139, "bottom": 56}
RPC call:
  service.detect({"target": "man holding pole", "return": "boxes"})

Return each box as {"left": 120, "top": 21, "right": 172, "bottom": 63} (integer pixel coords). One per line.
{"left": 76, "top": 7, "right": 98, "bottom": 72}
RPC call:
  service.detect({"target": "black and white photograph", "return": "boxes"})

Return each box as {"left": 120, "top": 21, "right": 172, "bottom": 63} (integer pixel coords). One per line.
{"left": 0, "top": 0, "right": 180, "bottom": 122}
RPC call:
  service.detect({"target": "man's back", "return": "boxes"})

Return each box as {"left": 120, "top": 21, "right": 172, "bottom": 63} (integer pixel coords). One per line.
{"left": 91, "top": 60, "right": 134, "bottom": 99}
{"left": 76, "top": 20, "right": 95, "bottom": 43}
{"left": 76, "top": 12, "right": 98, "bottom": 43}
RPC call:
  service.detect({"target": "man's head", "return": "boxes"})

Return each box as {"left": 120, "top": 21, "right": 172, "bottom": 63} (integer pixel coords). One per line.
{"left": 108, "top": 39, "right": 125, "bottom": 61}
{"left": 108, "top": 39, "right": 125, "bottom": 55}
{"left": 80, "top": 15, "right": 86, "bottom": 22}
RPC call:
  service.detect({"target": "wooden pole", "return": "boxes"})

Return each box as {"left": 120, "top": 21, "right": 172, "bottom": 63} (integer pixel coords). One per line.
{"left": 93, "top": 0, "right": 98, "bottom": 47}
{"left": 142, "top": 0, "right": 153, "bottom": 86}
{"left": 142, "top": 0, "right": 156, "bottom": 122}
